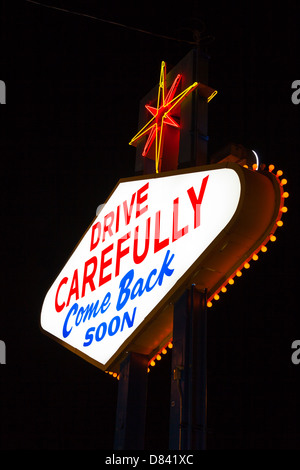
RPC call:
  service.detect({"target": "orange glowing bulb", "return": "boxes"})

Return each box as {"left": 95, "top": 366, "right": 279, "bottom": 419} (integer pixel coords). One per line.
{"left": 168, "top": 342, "right": 173, "bottom": 349}
{"left": 283, "top": 191, "right": 289, "bottom": 198}
{"left": 162, "top": 348, "right": 167, "bottom": 355}
{"left": 281, "top": 206, "right": 288, "bottom": 213}
{"left": 236, "top": 270, "right": 242, "bottom": 277}
{"left": 277, "top": 220, "right": 283, "bottom": 227}
{"left": 276, "top": 170, "right": 283, "bottom": 177}
{"left": 261, "top": 245, "right": 267, "bottom": 252}
{"left": 269, "top": 164, "right": 275, "bottom": 172}
{"left": 244, "top": 262, "right": 250, "bottom": 269}
{"left": 156, "top": 354, "right": 162, "bottom": 361}
{"left": 281, "top": 178, "right": 287, "bottom": 185}
{"left": 150, "top": 360, "right": 156, "bottom": 367}
{"left": 228, "top": 278, "right": 234, "bottom": 285}
{"left": 252, "top": 253, "right": 259, "bottom": 261}
{"left": 270, "top": 235, "right": 276, "bottom": 242}
{"left": 214, "top": 294, "right": 220, "bottom": 301}
{"left": 221, "top": 286, "right": 227, "bottom": 293}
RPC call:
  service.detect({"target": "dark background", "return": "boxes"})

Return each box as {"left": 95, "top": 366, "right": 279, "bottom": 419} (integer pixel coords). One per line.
{"left": 1, "top": 0, "right": 300, "bottom": 450}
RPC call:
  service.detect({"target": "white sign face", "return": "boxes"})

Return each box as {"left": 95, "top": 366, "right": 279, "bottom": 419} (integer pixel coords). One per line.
{"left": 41, "top": 167, "right": 241, "bottom": 370}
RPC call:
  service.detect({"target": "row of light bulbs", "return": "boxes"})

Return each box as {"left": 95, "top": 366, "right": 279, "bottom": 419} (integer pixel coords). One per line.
{"left": 206, "top": 163, "right": 288, "bottom": 307}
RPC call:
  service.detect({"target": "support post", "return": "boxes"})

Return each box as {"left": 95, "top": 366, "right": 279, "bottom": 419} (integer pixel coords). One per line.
{"left": 114, "top": 352, "right": 148, "bottom": 450}
{"left": 169, "top": 287, "right": 207, "bottom": 450}
{"left": 189, "top": 286, "right": 207, "bottom": 450}
{"left": 169, "top": 290, "right": 189, "bottom": 449}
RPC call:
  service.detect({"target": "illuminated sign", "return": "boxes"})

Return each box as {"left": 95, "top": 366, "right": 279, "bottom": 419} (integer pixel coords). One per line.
{"left": 40, "top": 163, "right": 284, "bottom": 373}
{"left": 129, "top": 61, "right": 217, "bottom": 173}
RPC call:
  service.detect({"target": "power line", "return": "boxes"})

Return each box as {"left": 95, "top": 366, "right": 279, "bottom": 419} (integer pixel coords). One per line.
{"left": 24, "top": 0, "right": 203, "bottom": 46}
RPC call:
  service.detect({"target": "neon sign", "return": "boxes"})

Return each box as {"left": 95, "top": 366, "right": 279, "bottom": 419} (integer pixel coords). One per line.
{"left": 40, "top": 163, "right": 284, "bottom": 373}
{"left": 129, "top": 61, "right": 216, "bottom": 173}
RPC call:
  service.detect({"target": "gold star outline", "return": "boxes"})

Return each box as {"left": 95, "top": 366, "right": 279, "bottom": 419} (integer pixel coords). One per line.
{"left": 129, "top": 61, "right": 199, "bottom": 173}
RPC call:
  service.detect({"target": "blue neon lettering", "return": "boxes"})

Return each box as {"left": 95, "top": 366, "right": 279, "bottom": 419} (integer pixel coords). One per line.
{"left": 83, "top": 327, "right": 95, "bottom": 346}
{"left": 83, "top": 300, "right": 101, "bottom": 322}
{"left": 121, "top": 307, "right": 137, "bottom": 331}
{"left": 63, "top": 303, "right": 78, "bottom": 338}
{"left": 96, "top": 322, "right": 107, "bottom": 341}
{"left": 75, "top": 306, "right": 85, "bottom": 326}
{"left": 145, "top": 269, "right": 157, "bottom": 291}
{"left": 108, "top": 316, "right": 120, "bottom": 336}
{"left": 100, "top": 292, "right": 111, "bottom": 314}
{"left": 131, "top": 277, "right": 144, "bottom": 299}
{"left": 83, "top": 307, "right": 137, "bottom": 347}
{"left": 116, "top": 269, "right": 134, "bottom": 311}
{"left": 116, "top": 250, "right": 175, "bottom": 312}
{"left": 63, "top": 293, "right": 111, "bottom": 339}
{"left": 157, "top": 250, "right": 174, "bottom": 285}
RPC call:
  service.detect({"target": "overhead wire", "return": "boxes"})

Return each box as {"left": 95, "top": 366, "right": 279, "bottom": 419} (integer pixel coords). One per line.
{"left": 24, "top": 0, "right": 210, "bottom": 46}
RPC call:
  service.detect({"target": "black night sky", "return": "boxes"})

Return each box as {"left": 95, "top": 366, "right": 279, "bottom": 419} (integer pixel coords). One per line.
{"left": 1, "top": 0, "right": 300, "bottom": 451}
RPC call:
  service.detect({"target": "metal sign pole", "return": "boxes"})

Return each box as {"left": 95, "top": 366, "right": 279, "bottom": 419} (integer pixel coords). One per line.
{"left": 189, "top": 286, "right": 208, "bottom": 450}
{"left": 114, "top": 352, "right": 148, "bottom": 450}
{"left": 169, "top": 287, "right": 207, "bottom": 450}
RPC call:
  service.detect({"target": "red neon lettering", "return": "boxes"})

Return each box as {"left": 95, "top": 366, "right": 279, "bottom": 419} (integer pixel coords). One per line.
{"left": 115, "top": 205, "right": 120, "bottom": 233}
{"left": 187, "top": 175, "right": 209, "bottom": 228}
{"left": 55, "top": 277, "right": 68, "bottom": 312}
{"left": 66, "top": 269, "right": 79, "bottom": 307}
{"left": 90, "top": 222, "right": 101, "bottom": 251}
{"left": 115, "top": 232, "right": 131, "bottom": 277}
{"left": 133, "top": 217, "right": 150, "bottom": 264}
{"left": 102, "top": 211, "right": 114, "bottom": 242}
{"left": 136, "top": 182, "right": 149, "bottom": 218}
{"left": 172, "top": 197, "right": 188, "bottom": 242}
{"left": 99, "top": 243, "right": 114, "bottom": 287}
{"left": 81, "top": 256, "right": 97, "bottom": 298}
{"left": 154, "top": 211, "right": 169, "bottom": 253}
{"left": 123, "top": 193, "right": 136, "bottom": 225}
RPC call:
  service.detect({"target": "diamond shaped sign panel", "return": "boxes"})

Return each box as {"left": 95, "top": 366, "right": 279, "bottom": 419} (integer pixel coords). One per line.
{"left": 40, "top": 163, "right": 281, "bottom": 372}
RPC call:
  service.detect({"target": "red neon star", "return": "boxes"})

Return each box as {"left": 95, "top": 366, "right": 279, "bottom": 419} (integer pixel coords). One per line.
{"left": 129, "top": 61, "right": 198, "bottom": 173}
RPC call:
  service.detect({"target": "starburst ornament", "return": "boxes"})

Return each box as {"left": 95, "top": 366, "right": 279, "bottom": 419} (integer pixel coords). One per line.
{"left": 129, "top": 61, "right": 199, "bottom": 173}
